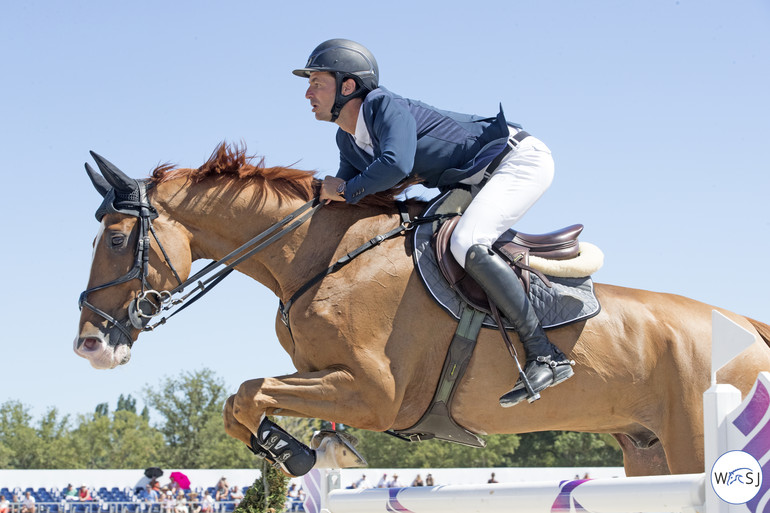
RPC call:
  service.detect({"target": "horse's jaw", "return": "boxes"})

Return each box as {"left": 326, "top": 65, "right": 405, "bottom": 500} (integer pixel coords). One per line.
{"left": 73, "top": 330, "right": 132, "bottom": 369}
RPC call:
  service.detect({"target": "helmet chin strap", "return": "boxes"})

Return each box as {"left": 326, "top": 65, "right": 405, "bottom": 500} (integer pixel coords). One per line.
{"left": 330, "top": 73, "right": 366, "bottom": 122}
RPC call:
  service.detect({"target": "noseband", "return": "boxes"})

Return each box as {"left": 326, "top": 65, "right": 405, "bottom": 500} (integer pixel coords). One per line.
{"left": 79, "top": 182, "right": 322, "bottom": 343}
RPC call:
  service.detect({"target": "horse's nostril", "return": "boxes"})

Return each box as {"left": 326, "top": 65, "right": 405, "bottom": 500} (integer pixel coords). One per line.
{"left": 82, "top": 337, "right": 101, "bottom": 351}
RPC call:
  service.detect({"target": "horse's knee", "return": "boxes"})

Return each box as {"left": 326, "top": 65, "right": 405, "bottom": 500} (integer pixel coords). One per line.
{"left": 231, "top": 378, "right": 269, "bottom": 426}
{"left": 223, "top": 395, "right": 252, "bottom": 444}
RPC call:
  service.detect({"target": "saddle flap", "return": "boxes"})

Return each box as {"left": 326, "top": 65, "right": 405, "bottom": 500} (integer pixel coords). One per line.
{"left": 433, "top": 216, "right": 532, "bottom": 313}
{"left": 433, "top": 216, "right": 491, "bottom": 310}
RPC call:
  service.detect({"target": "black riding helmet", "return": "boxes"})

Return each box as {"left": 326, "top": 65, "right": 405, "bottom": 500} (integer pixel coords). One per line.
{"left": 293, "top": 39, "right": 379, "bottom": 122}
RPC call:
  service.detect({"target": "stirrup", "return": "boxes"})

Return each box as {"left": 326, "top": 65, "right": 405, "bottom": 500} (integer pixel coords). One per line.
{"left": 248, "top": 417, "right": 316, "bottom": 476}
{"left": 499, "top": 356, "right": 575, "bottom": 408}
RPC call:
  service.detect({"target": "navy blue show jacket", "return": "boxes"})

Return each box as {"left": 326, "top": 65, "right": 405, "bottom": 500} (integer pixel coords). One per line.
{"left": 336, "top": 87, "right": 520, "bottom": 203}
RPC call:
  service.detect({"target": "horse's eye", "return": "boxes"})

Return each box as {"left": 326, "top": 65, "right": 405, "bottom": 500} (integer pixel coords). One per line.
{"left": 111, "top": 235, "right": 126, "bottom": 247}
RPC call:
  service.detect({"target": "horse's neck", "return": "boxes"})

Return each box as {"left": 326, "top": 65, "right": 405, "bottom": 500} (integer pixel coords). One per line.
{"left": 155, "top": 179, "right": 402, "bottom": 301}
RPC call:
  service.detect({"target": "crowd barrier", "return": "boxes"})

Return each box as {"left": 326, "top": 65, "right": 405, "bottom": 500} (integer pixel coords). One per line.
{"left": 2, "top": 501, "right": 242, "bottom": 513}
{"left": 302, "top": 312, "right": 770, "bottom": 513}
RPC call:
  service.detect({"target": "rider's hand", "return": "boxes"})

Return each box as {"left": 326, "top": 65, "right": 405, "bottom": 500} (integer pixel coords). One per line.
{"left": 320, "top": 176, "right": 347, "bottom": 202}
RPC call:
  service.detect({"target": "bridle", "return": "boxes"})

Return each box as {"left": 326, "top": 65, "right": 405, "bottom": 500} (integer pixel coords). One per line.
{"left": 79, "top": 177, "right": 323, "bottom": 343}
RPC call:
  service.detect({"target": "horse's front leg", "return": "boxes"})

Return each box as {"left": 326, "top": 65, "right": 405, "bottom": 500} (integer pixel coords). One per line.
{"left": 223, "top": 367, "right": 396, "bottom": 475}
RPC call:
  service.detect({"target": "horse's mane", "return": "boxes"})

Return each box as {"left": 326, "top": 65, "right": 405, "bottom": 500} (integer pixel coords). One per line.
{"left": 150, "top": 143, "right": 315, "bottom": 201}
{"left": 149, "top": 143, "right": 420, "bottom": 208}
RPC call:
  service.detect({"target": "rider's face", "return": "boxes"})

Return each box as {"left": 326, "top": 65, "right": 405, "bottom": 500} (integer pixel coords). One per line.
{"left": 305, "top": 72, "right": 336, "bottom": 122}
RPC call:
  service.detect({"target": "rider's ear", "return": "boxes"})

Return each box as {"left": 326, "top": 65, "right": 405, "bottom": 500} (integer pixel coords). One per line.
{"left": 341, "top": 78, "right": 358, "bottom": 97}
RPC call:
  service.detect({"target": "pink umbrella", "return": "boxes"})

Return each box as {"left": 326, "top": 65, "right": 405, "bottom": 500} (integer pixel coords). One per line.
{"left": 169, "top": 472, "right": 191, "bottom": 490}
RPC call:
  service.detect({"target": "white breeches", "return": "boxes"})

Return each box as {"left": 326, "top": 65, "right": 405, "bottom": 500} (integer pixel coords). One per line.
{"left": 450, "top": 131, "right": 554, "bottom": 268}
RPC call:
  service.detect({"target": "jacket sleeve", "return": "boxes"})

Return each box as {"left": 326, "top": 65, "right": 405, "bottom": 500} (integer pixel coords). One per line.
{"left": 336, "top": 149, "right": 360, "bottom": 181}
{"left": 343, "top": 94, "right": 417, "bottom": 203}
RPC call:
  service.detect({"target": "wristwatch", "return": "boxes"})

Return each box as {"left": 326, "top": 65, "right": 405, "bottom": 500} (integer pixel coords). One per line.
{"left": 336, "top": 181, "right": 346, "bottom": 197}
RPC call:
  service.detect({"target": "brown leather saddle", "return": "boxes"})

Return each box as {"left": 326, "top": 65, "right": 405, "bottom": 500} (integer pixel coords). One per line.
{"left": 433, "top": 216, "right": 584, "bottom": 313}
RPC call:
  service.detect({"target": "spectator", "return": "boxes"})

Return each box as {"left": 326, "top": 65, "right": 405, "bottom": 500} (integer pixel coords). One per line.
{"left": 21, "top": 491, "right": 35, "bottom": 513}
{"left": 0, "top": 494, "right": 10, "bottom": 513}
{"left": 286, "top": 484, "right": 301, "bottom": 512}
{"left": 64, "top": 485, "right": 78, "bottom": 502}
{"left": 229, "top": 487, "right": 244, "bottom": 506}
{"left": 162, "top": 491, "right": 175, "bottom": 513}
{"left": 199, "top": 491, "right": 214, "bottom": 513}
{"left": 354, "top": 475, "right": 372, "bottom": 489}
{"left": 165, "top": 481, "right": 179, "bottom": 496}
{"left": 144, "top": 485, "right": 160, "bottom": 513}
{"left": 174, "top": 492, "right": 188, "bottom": 513}
{"left": 376, "top": 474, "right": 388, "bottom": 488}
{"left": 214, "top": 478, "right": 229, "bottom": 502}
{"left": 487, "top": 472, "right": 498, "bottom": 483}
{"left": 425, "top": 474, "right": 434, "bottom": 486}
{"left": 78, "top": 486, "right": 92, "bottom": 501}
{"left": 411, "top": 475, "right": 424, "bottom": 487}
{"left": 188, "top": 493, "right": 201, "bottom": 513}
{"left": 386, "top": 474, "right": 402, "bottom": 488}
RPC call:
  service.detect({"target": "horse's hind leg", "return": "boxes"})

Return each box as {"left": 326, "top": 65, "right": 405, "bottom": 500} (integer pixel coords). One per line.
{"left": 612, "top": 433, "right": 670, "bottom": 476}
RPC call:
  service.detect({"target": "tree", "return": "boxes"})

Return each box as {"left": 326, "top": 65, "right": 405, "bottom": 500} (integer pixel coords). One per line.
{"left": 506, "top": 431, "right": 622, "bottom": 467}
{"left": 69, "top": 407, "right": 163, "bottom": 469}
{"left": 345, "top": 427, "right": 520, "bottom": 468}
{"left": 144, "top": 368, "right": 232, "bottom": 468}
{"left": 35, "top": 407, "right": 77, "bottom": 469}
{"left": 0, "top": 401, "right": 40, "bottom": 468}
{"left": 117, "top": 394, "right": 137, "bottom": 413}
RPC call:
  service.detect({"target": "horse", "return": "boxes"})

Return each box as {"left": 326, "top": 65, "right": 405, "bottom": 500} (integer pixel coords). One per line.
{"left": 74, "top": 144, "right": 770, "bottom": 477}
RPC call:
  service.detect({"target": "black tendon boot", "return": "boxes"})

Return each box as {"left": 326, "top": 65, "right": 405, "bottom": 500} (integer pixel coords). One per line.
{"left": 248, "top": 416, "right": 316, "bottom": 476}
{"left": 464, "top": 244, "right": 574, "bottom": 407}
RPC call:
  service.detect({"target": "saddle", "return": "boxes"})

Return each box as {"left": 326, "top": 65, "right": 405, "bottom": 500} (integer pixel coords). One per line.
{"left": 433, "top": 216, "right": 584, "bottom": 313}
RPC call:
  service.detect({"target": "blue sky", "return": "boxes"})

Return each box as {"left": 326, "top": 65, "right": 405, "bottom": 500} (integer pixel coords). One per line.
{"left": 1, "top": 0, "right": 768, "bottom": 422}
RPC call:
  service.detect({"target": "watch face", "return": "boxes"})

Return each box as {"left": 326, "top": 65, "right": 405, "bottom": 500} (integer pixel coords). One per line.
{"left": 337, "top": 182, "right": 345, "bottom": 194}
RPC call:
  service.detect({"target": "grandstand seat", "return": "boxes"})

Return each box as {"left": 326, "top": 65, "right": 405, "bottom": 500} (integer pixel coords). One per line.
{"left": 72, "top": 503, "right": 96, "bottom": 513}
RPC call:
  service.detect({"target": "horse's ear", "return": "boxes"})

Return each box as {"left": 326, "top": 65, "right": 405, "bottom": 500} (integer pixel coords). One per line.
{"left": 89, "top": 151, "right": 137, "bottom": 194}
{"left": 85, "top": 162, "right": 111, "bottom": 197}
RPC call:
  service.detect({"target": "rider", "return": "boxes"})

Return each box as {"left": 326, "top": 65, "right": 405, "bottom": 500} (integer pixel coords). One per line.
{"left": 293, "top": 38, "right": 574, "bottom": 407}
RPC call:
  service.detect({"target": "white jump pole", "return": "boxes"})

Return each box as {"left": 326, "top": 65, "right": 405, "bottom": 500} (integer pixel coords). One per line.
{"left": 322, "top": 474, "right": 704, "bottom": 513}
{"left": 303, "top": 311, "right": 767, "bottom": 513}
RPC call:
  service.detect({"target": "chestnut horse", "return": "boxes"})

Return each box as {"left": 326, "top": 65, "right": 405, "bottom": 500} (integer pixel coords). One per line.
{"left": 75, "top": 145, "right": 770, "bottom": 477}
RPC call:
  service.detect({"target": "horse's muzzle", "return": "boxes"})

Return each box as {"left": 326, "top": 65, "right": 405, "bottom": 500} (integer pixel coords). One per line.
{"left": 73, "top": 331, "right": 132, "bottom": 369}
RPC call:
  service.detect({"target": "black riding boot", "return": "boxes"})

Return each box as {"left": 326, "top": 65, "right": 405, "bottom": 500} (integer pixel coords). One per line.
{"left": 464, "top": 244, "right": 574, "bottom": 407}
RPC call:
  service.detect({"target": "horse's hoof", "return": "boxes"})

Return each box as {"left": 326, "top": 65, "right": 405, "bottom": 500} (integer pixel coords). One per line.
{"left": 311, "top": 430, "right": 367, "bottom": 469}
